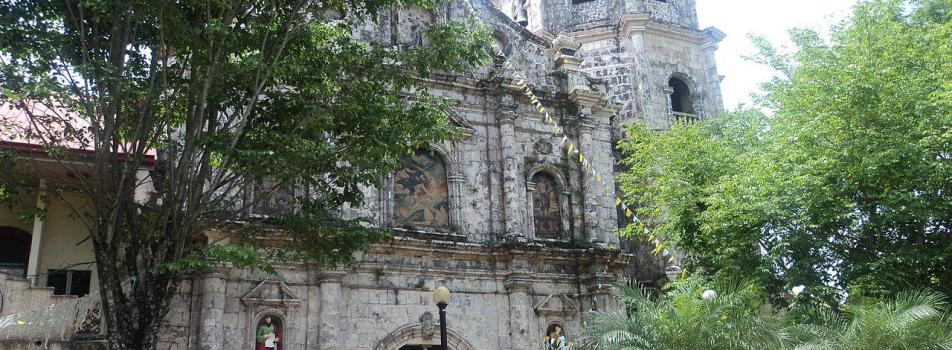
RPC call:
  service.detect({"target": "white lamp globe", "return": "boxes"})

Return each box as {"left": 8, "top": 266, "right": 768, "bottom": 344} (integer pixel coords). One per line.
{"left": 433, "top": 286, "right": 450, "bottom": 305}
{"left": 701, "top": 289, "right": 717, "bottom": 300}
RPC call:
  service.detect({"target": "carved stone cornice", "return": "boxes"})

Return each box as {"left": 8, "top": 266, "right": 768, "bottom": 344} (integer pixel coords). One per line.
{"left": 496, "top": 109, "right": 519, "bottom": 125}
{"left": 504, "top": 271, "right": 534, "bottom": 292}
{"left": 317, "top": 270, "right": 347, "bottom": 284}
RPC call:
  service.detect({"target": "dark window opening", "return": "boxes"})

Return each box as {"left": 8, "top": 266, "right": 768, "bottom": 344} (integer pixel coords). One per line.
{"left": 668, "top": 77, "right": 695, "bottom": 114}
{"left": 399, "top": 346, "right": 443, "bottom": 350}
{"left": 47, "top": 269, "right": 92, "bottom": 296}
{"left": 0, "top": 226, "right": 31, "bottom": 276}
{"left": 572, "top": 0, "right": 596, "bottom": 4}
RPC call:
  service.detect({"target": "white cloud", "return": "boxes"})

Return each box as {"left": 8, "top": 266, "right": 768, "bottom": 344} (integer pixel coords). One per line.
{"left": 696, "top": 0, "right": 859, "bottom": 109}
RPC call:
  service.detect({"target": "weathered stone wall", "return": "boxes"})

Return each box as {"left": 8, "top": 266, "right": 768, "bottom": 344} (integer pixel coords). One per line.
{"left": 158, "top": 238, "right": 626, "bottom": 350}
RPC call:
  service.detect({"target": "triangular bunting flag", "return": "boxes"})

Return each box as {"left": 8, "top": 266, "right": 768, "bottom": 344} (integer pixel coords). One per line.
{"left": 567, "top": 143, "right": 575, "bottom": 153}
{"left": 615, "top": 197, "right": 622, "bottom": 206}
{"left": 625, "top": 208, "right": 634, "bottom": 218}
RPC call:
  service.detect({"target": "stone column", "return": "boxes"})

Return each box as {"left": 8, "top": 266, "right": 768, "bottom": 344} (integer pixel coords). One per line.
{"left": 27, "top": 178, "right": 47, "bottom": 286}
{"left": 560, "top": 189, "right": 572, "bottom": 241}
{"left": 318, "top": 270, "right": 346, "bottom": 350}
{"left": 448, "top": 173, "right": 466, "bottom": 233}
{"left": 505, "top": 271, "right": 534, "bottom": 350}
{"left": 198, "top": 270, "right": 227, "bottom": 350}
{"left": 585, "top": 272, "right": 623, "bottom": 312}
{"left": 577, "top": 121, "right": 601, "bottom": 244}
{"left": 525, "top": 181, "right": 536, "bottom": 240}
{"left": 702, "top": 28, "right": 727, "bottom": 117}
{"left": 498, "top": 110, "right": 526, "bottom": 241}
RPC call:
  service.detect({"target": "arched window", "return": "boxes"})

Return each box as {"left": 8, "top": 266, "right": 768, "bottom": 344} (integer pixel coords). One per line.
{"left": 668, "top": 77, "right": 695, "bottom": 115}
{"left": 394, "top": 150, "right": 450, "bottom": 229}
{"left": 531, "top": 173, "right": 562, "bottom": 239}
{"left": 0, "top": 226, "right": 31, "bottom": 276}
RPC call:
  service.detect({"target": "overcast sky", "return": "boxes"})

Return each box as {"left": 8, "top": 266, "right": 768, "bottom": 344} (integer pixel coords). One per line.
{"left": 695, "top": 0, "right": 860, "bottom": 109}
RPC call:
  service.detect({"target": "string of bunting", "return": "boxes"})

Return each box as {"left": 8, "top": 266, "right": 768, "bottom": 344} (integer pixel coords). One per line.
{"left": 457, "top": 0, "right": 670, "bottom": 258}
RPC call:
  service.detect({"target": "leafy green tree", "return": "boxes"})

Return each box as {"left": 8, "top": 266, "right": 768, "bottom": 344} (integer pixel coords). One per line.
{"left": 0, "top": 0, "right": 491, "bottom": 348}
{"left": 579, "top": 277, "right": 785, "bottom": 350}
{"left": 786, "top": 291, "right": 952, "bottom": 349}
{"left": 618, "top": 0, "right": 952, "bottom": 304}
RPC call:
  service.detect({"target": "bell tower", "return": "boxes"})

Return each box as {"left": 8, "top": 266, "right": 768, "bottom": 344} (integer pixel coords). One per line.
{"left": 493, "top": 0, "right": 725, "bottom": 132}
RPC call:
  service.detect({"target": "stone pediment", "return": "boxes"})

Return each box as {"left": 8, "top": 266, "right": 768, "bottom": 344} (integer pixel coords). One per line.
{"left": 533, "top": 294, "right": 578, "bottom": 317}
{"left": 241, "top": 280, "right": 301, "bottom": 307}
{"left": 445, "top": 109, "right": 476, "bottom": 140}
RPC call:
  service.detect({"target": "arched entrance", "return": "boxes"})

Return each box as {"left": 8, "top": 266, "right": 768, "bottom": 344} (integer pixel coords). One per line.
{"left": 375, "top": 323, "right": 475, "bottom": 350}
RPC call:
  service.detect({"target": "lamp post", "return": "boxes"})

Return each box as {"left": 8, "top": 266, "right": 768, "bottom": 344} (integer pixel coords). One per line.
{"left": 433, "top": 286, "right": 450, "bottom": 350}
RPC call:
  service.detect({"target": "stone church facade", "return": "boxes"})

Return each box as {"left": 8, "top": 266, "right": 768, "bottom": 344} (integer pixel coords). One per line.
{"left": 0, "top": 0, "right": 722, "bottom": 349}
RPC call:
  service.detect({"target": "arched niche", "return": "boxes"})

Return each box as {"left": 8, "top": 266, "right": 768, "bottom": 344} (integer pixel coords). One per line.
{"left": 248, "top": 308, "right": 289, "bottom": 350}
{"left": 384, "top": 144, "right": 465, "bottom": 234}
{"left": 375, "top": 322, "right": 476, "bottom": 350}
{"left": 524, "top": 164, "right": 572, "bottom": 241}
{"left": 242, "top": 280, "right": 300, "bottom": 349}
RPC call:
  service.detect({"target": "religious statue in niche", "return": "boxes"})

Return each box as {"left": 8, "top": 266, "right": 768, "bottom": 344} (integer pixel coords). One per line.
{"left": 542, "top": 324, "right": 569, "bottom": 350}
{"left": 532, "top": 173, "right": 562, "bottom": 239}
{"left": 394, "top": 150, "right": 450, "bottom": 229}
{"left": 255, "top": 315, "right": 282, "bottom": 350}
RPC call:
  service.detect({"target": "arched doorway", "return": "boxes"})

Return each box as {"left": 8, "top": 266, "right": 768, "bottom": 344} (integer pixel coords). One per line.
{"left": 375, "top": 323, "right": 475, "bottom": 350}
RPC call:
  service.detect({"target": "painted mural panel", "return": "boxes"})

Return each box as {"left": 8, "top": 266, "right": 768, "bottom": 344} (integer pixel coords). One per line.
{"left": 394, "top": 150, "right": 450, "bottom": 229}
{"left": 532, "top": 173, "right": 561, "bottom": 238}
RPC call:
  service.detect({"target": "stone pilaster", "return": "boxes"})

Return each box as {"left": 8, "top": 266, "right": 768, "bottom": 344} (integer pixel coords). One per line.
{"left": 525, "top": 181, "right": 537, "bottom": 239}
{"left": 198, "top": 269, "right": 228, "bottom": 350}
{"left": 498, "top": 110, "right": 526, "bottom": 241}
{"left": 505, "top": 271, "right": 534, "bottom": 350}
{"left": 621, "top": 14, "right": 652, "bottom": 126}
{"left": 702, "top": 27, "right": 727, "bottom": 117}
{"left": 318, "top": 270, "right": 346, "bottom": 350}
{"left": 576, "top": 120, "right": 601, "bottom": 244}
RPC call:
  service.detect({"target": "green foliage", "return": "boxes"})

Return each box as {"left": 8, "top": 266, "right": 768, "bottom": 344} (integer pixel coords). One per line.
{"left": 788, "top": 291, "right": 952, "bottom": 349}
{"left": 0, "top": 0, "right": 492, "bottom": 348}
{"left": 580, "top": 277, "right": 785, "bottom": 350}
{"left": 581, "top": 278, "right": 952, "bottom": 350}
{"left": 617, "top": 0, "right": 952, "bottom": 304}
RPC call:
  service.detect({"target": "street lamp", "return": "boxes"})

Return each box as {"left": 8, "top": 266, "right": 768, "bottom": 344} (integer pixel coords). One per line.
{"left": 433, "top": 286, "right": 450, "bottom": 350}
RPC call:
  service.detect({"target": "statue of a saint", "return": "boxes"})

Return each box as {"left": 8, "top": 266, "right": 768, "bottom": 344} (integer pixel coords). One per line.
{"left": 543, "top": 325, "right": 568, "bottom": 350}
{"left": 256, "top": 316, "right": 281, "bottom": 350}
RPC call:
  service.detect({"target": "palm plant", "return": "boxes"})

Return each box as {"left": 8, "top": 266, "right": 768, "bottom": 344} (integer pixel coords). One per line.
{"left": 579, "top": 277, "right": 785, "bottom": 350}
{"left": 787, "top": 291, "right": 952, "bottom": 350}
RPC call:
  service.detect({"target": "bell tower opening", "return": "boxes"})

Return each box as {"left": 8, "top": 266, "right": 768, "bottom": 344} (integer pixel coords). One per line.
{"left": 668, "top": 77, "right": 695, "bottom": 115}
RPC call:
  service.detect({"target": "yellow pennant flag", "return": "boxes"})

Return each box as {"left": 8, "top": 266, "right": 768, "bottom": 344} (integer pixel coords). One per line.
{"left": 596, "top": 175, "right": 602, "bottom": 182}
{"left": 555, "top": 127, "right": 563, "bottom": 135}
{"left": 545, "top": 114, "right": 554, "bottom": 124}
{"left": 567, "top": 143, "right": 575, "bottom": 154}
{"left": 615, "top": 197, "right": 622, "bottom": 206}
{"left": 625, "top": 208, "right": 633, "bottom": 218}
{"left": 652, "top": 242, "right": 666, "bottom": 255}
{"left": 579, "top": 154, "right": 585, "bottom": 162}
